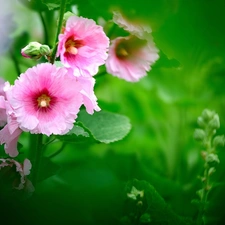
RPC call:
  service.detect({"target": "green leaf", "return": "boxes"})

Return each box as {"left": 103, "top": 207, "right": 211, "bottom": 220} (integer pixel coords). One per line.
{"left": 54, "top": 60, "right": 63, "bottom": 67}
{"left": 77, "top": 110, "right": 132, "bottom": 143}
{"left": 41, "top": 0, "right": 75, "bottom": 11}
{"left": 124, "top": 179, "right": 194, "bottom": 225}
{"left": 67, "top": 124, "right": 89, "bottom": 137}
{"left": 56, "top": 123, "right": 96, "bottom": 144}
{"left": 43, "top": 2, "right": 60, "bottom": 10}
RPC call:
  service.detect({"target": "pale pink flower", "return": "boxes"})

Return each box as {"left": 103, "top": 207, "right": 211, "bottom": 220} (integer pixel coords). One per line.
{"left": 57, "top": 15, "right": 109, "bottom": 75}
{"left": 0, "top": 78, "right": 7, "bottom": 126}
{"left": 113, "top": 11, "right": 152, "bottom": 38}
{"left": 76, "top": 75, "right": 100, "bottom": 114}
{"left": 0, "top": 114, "right": 22, "bottom": 157}
{"left": 58, "top": 66, "right": 101, "bottom": 114}
{"left": 0, "top": 82, "right": 22, "bottom": 157}
{"left": 0, "top": 158, "right": 34, "bottom": 192}
{"left": 0, "top": 95, "right": 7, "bottom": 126}
{"left": 0, "top": 77, "right": 5, "bottom": 96}
{"left": 106, "top": 11, "right": 159, "bottom": 82}
{"left": 106, "top": 35, "right": 159, "bottom": 82}
{"left": 8, "top": 63, "right": 84, "bottom": 136}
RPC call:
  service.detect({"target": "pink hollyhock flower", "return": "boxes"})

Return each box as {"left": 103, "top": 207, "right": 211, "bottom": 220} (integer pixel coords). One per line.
{"left": 113, "top": 11, "right": 152, "bottom": 37}
{"left": 8, "top": 63, "right": 84, "bottom": 136}
{"left": 0, "top": 95, "right": 7, "bottom": 126}
{"left": 0, "top": 82, "right": 22, "bottom": 157}
{"left": 57, "top": 15, "right": 109, "bottom": 75}
{"left": 0, "top": 77, "right": 5, "bottom": 96}
{"left": 105, "top": 11, "right": 159, "bottom": 82}
{"left": 0, "top": 78, "right": 7, "bottom": 126}
{"left": 76, "top": 75, "right": 100, "bottom": 114}
{"left": 0, "top": 158, "right": 34, "bottom": 192}
{"left": 106, "top": 35, "right": 159, "bottom": 82}
{"left": 65, "top": 67, "right": 100, "bottom": 114}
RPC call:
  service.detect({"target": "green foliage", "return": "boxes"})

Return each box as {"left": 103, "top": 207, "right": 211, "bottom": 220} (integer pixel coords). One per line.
{"left": 193, "top": 109, "right": 225, "bottom": 225}
{"left": 55, "top": 123, "right": 95, "bottom": 144}
{"left": 77, "top": 109, "right": 132, "bottom": 144}
{"left": 1, "top": 0, "right": 225, "bottom": 225}
{"left": 122, "top": 179, "right": 194, "bottom": 225}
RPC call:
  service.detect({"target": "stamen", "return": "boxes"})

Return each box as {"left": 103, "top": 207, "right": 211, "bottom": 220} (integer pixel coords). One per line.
{"left": 65, "top": 38, "right": 84, "bottom": 55}
{"left": 67, "top": 46, "right": 78, "bottom": 55}
{"left": 117, "top": 48, "right": 129, "bottom": 57}
{"left": 37, "top": 94, "right": 51, "bottom": 108}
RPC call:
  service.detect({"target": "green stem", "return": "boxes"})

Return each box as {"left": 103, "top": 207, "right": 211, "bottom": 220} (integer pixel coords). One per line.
{"left": 39, "top": 10, "right": 49, "bottom": 45}
{"left": 50, "top": 0, "right": 67, "bottom": 64}
{"left": 31, "top": 134, "right": 43, "bottom": 187}
{"left": 197, "top": 130, "right": 213, "bottom": 225}
{"left": 49, "top": 142, "right": 67, "bottom": 159}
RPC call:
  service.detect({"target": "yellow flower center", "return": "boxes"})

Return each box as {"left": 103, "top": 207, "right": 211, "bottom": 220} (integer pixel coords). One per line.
{"left": 117, "top": 47, "right": 129, "bottom": 58}
{"left": 65, "top": 38, "right": 83, "bottom": 55}
{"left": 37, "top": 94, "right": 51, "bottom": 108}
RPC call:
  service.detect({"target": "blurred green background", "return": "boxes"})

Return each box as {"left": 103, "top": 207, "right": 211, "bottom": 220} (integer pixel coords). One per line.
{"left": 0, "top": 0, "right": 225, "bottom": 224}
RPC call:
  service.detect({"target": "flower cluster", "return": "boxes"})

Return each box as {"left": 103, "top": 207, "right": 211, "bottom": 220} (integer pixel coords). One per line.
{"left": 1, "top": 11, "right": 159, "bottom": 190}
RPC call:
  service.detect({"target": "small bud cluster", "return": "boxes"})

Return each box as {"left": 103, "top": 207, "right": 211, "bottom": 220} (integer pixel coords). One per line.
{"left": 21, "top": 42, "right": 51, "bottom": 60}
{"left": 194, "top": 109, "right": 225, "bottom": 224}
{"left": 121, "top": 186, "right": 151, "bottom": 224}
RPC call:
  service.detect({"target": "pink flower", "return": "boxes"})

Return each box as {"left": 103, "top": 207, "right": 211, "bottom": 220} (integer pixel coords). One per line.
{"left": 0, "top": 78, "right": 7, "bottom": 126}
{"left": 8, "top": 63, "right": 84, "bottom": 136}
{"left": 106, "top": 35, "right": 159, "bottom": 82}
{"left": 0, "top": 114, "right": 22, "bottom": 157}
{"left": 0, "top": 158, "right": 34, "bottom": 192}
{"left": 0, "top": 82, "right": 22, "bottom": 157}
{"left": 0, "top": 77, "right": 5, "bottom": 96}
{"left": 57, "top": 15, "right": 109, "bottom": 75}
{"left": 76, "top": 75, "right": 100, "bottom": 114}
{"left": 113, "top": 11, "right": 152, "bottom": 37}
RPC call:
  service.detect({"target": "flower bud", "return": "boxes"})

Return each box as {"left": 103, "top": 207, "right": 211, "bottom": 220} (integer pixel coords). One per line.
{"left": 196, "top": 189, "right": 204, "bottom": 199}
{"left": 39, "top": 45, "right": 51, "bottom": 56}
{"left": 208, "top": 167, "right": 216, "bottom": 176}
{"left": 213, "top": 135, "right": 225, "bottom": 147}
{"left": 197, "top": 116, "right": 206, "bottom": 128}
{"left": 194, "top": 129, "right": 205, "bottom": 141}
{"left": 21, "top": 42, "right": 42, "bottom": 59}
{"left": 127, "top": 186, "right": 144, "bottom": 200}
{"left": 201, "top": 109, "right": 215, "bottom": 122}
{"left": 208, "top": 114, "right": 220, "bottom": 130}
{"left": 21, "top": 42, "right": 51, "bottom": 60}
{"left": 61, "top": 11, "right": 76, "bottom": 33}
{"left": 206, "top": 153, "right": 220, "bottom": 167}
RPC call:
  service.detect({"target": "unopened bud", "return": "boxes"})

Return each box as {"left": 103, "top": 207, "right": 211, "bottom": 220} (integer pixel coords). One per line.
{"left": 208, "top": 114, "right": 220, "bottom": 130}
{"left": 201, "top": 109, "right": 215, "bottom": 122}
{"left": 208, "top": 167, "right": 216, "bottom": 176}
{"left": 197, "top": 117, "right": 206, "bottom": 128}
{"left": 39, "top": 45, "right": 51, "bottom": 56}
{"left": 127, "top": 186, "right": 144, "bottom": 200}
{"left": 61, "top": 11, "right": 76, "bottom": 33}
{"left": 194, "top": 129, "right": 205, "bottom": 141}
{"left": 21, "top": 42, "right": 51, "bottom": 60}
{"left": 63, "top": 11, "right": 76, "bottom": 22}
{"left": 213, "top": 135, "right": 225, "bottom": 147}
{"left": 201, "top": 151, "right": 207, "bottom": 160}
{"left": 196, "top": 189, "right": 204, "bottom": 199}
{"left": 206, "top": 153, "right": 220, "bottom": 167}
